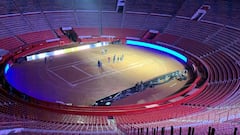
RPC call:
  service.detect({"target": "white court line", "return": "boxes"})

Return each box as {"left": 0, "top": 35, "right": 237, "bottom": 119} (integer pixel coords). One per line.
{"left": 72, "top": 62, "right": 144, "bottom": 86}
{"left": 49, "top": 51, "right": 130, "bottom": 71}
{"left": 170, "top": 83, "right": 177, "bottom": 87}
{"left": 71, "top": 61, "right": 144, "bottom": 84}
{"left": 49, "top": 59, "right": 95, "bottom": 71}
{"left": 128, "top": 62, "right": 141, "bottom": 66}
{"left": 49, "top": 53, "right": 108, "bottom": 70}
{"left": 67, "top": 66, "right": 116, "bottom": 84}
{"left": 71, "top": 65, "right": 93, "bottom": 77}
{"left": 47, "top": 69, "right": 75, "bottom": 87}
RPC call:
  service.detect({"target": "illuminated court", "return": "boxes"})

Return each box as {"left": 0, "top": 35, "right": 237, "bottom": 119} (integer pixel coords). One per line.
{"left": 6, "top": 43, "right": 188, "bottom": 106}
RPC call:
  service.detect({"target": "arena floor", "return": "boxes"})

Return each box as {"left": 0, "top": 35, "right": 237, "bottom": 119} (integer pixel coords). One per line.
{"left": 7, "top": 43, "right": 188, "bottom": 106}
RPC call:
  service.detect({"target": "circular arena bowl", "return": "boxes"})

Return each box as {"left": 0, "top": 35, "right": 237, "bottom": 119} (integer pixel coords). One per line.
{"left": 2, "top": 35, "right": 208, "bottom": 116}
{"left": 5, "top": 39, "right": 192, "bottom": 106}
{"left": 0, "top": 1, "right": 240, "bottom": 134}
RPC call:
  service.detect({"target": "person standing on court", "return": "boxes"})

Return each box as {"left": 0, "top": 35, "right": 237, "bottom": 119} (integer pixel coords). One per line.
{"left": 97, "top": 60, "right": 101, "bottom": 67}
{"left": 44, "top": 57, "right": 47, "bottom": 64}
{"left": 113, "top": 54, "right": 116, "bottom": 63}
{"left": 121, "top": 54, "right": 124, "bottom": 61}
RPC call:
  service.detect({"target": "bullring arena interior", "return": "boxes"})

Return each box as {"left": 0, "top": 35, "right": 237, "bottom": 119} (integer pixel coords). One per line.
{"left": 0, "top": 0, "right": 239, "bottom": 135}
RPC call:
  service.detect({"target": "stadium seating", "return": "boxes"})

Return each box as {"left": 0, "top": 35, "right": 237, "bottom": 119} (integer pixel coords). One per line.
{"left": 0, "top": 15, "right": 32, "bottom": 35}
{"left": 145, "top": 15, "right": 172, "bottom": 31}
{"left": 38, "top": 0, "right": 74, "bottom": 11}
{"left": 176, "top": 1, "right": 203, "bottom": 17}
{"left": 0, "top": 0, "right": 240, "bottom": 134}
{"left": 101, "top": 12, "right": 123, "bottom": 28}
{"left": 182, "top": 81, "right": 238, "bottom": 107}
{"left": 76, "top": 11, "right": 100, "bottom": 28}
{"left": 0, "top": 1, "right": 19, "bottom": 15}
{"left": 14, "top": 0, "right": 41, "bottom": 13}
{"left": 164, "top": 17, "right": 222, "bottom": 43}
{"left": 175, "top": 38, "right": 215, "bottom": 57}
{"left": 204, "top": 26, "right": 240, "bottom": 49}
{"left": 18, "top": 30, "right": 56, "bottom": 44}
{"left": 102, "top": 28, "right": 145, "bottom": 39}
{"left": 153, "top": 33, "right": 180, "bottom": 45}
{"left": 125, "top": 0, "right": 185, "bottom": 15}
{"left": 0, "top": 37, "right": 24, "bottom": 51}
{"left": 202, "top": 52, "right": 239, "bottom": 82}
{"left": 45, "top": 12, "right": 77, "bottom": 29}
{"left": 0, "top": 24, "right": 14, "bottom": 39}
{"left": 74, "top": 28, "right": 99, "bottom": 37}
{"left": 223, "top": 41, "right": 240, "bottom": 62}
{"left": 24, "top": 13, "right": 51, "bottom": 31}
{"left": 202, "top": 0, "right": 239, "bottom": 26}
{"left": 123, "top": 12, "right": 148, "bottom": 30}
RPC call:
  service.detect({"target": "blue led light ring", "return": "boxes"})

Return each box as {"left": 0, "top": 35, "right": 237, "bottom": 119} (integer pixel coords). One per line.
{"left": 126, "top": 40, "right": 188, "bottom": 63}
{"left": 4, "top": 63, "right": 10, "bottom": 74}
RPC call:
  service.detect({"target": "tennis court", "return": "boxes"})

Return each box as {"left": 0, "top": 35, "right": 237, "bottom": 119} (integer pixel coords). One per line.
{"left": 8, "top": 43, "right": 188, "bottom": 106}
